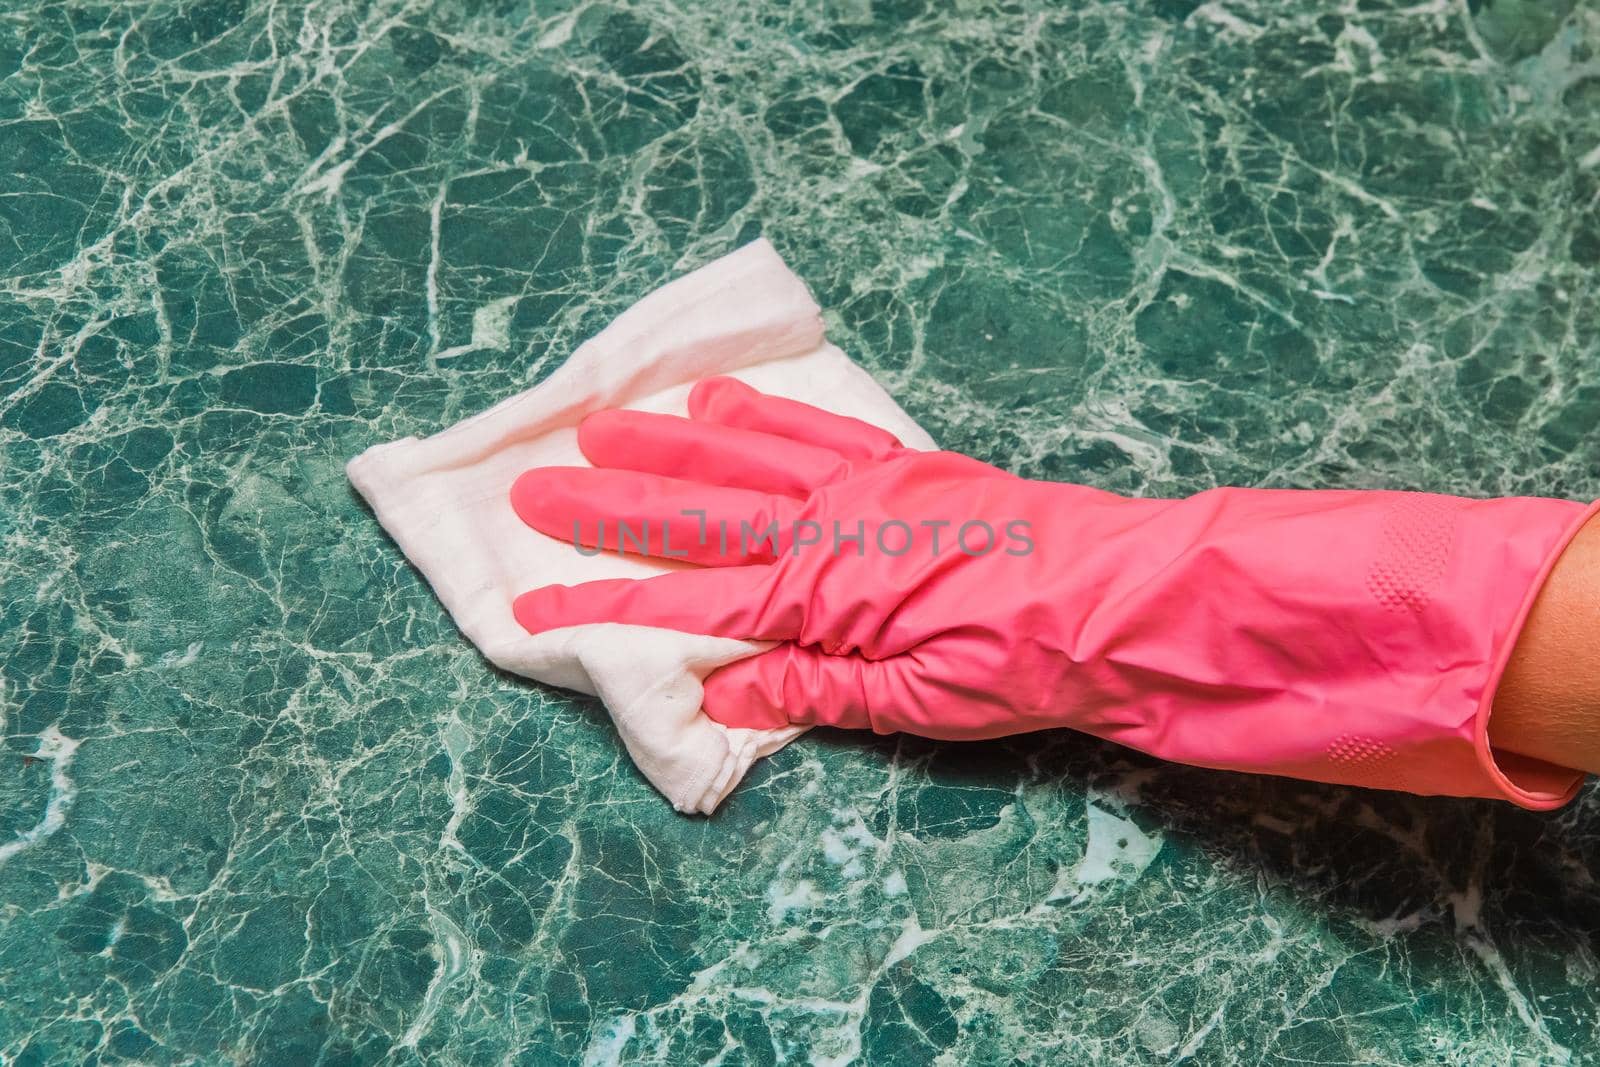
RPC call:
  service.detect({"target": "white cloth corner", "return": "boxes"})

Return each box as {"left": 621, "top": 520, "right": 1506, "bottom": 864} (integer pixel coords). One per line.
{"left": 346, "top": 239, "right": 936, "bottom": 813}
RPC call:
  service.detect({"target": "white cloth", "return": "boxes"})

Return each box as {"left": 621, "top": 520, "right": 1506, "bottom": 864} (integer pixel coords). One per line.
{"left": 346, "top": 240, "right": 936, "bottom": 813}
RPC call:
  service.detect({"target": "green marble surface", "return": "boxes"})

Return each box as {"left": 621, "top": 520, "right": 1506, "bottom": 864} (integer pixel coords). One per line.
{"left": 3, "top": 0, "right": 1600, "bottom": 1063}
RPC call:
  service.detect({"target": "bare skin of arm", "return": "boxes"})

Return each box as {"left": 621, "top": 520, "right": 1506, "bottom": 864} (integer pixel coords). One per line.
{"left": 1492, "top": 509, "right": 1600, "bottom": 775}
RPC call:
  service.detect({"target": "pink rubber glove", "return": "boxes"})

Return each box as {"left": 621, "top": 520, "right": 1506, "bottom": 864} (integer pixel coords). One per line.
{"left": 511, "top": 378, "right": 1598, "bottom": 808}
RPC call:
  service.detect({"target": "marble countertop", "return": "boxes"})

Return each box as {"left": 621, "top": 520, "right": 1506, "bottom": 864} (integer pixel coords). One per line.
{"left": 3, "top": 1, "right": 1599, "bottom": 1063}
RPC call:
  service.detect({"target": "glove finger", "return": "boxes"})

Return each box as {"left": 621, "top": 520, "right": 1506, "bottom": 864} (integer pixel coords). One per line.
{"left": 512, "top": 466, "right": 799, "bottom": 565}
{"left": 578, "top": 408, "right": 848, "bottom": 497}
{"left": 513, "top": 566, "right": 799, "bottom": 641}
{"left": 701, "top": 643, "right": 906, "bottom": 732}
{"left": 688, "top": 376, "right": 905, "bottom": 463}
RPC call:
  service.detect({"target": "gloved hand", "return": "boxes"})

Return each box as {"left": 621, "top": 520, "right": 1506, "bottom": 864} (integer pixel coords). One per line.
{"left": 511, "top": 377, "right": 1596, "bottom": 807}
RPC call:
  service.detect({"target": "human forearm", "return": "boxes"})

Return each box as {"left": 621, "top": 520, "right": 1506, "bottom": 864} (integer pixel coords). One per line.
{"left": 1493, "top": 508, "right": 1600, "bottom": 774}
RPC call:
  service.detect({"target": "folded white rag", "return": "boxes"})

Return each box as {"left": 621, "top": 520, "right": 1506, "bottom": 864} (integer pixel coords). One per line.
{"left": 347, "top": 240, "right": 936, "bottom": 813}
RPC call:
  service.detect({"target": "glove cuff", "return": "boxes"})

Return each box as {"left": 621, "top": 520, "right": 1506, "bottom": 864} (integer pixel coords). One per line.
{"left": 1468, "top": 496, "right": 1600, "bottom": 809}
